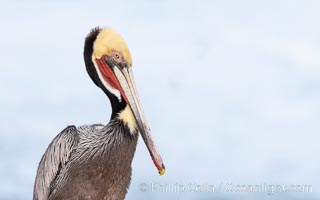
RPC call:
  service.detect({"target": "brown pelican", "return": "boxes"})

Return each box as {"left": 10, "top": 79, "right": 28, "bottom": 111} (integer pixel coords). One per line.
{"left": 33, "top": 27, "right": 165, "bottom": 200}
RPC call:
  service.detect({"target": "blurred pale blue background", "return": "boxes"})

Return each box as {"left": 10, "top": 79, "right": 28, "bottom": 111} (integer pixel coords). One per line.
{"left": 0, "top": 0, "right": 319, "bottom": 199}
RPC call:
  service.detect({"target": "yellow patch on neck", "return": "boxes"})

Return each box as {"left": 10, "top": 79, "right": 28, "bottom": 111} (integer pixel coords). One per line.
{"left": 118, "top": 105, "right": 138, "bottom": 133}
{"left": 93, "top": 28, "right": 132, "bottom": 65}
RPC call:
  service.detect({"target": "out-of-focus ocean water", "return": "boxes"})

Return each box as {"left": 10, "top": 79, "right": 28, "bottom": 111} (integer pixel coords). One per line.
{"left": 1, "top": 0, "right": 319, "bottom": 199}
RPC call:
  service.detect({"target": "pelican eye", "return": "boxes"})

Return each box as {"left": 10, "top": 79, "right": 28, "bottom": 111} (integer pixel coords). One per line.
{"left": 114, "top": 53, "right": 120, "bottom": 60}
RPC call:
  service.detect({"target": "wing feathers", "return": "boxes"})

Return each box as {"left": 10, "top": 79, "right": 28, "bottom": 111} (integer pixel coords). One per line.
{"left": 33, "top": 126, "right": 79, "bottom": 200}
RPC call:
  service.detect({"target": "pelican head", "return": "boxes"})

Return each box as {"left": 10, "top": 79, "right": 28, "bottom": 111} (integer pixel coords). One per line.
{"left": 83, "top": 27, "right": 165, "bottom": 175}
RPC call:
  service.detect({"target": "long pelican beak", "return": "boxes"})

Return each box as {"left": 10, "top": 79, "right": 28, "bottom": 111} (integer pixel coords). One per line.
{"left": 106, "top": 60, "right": 165, "bottom": 175}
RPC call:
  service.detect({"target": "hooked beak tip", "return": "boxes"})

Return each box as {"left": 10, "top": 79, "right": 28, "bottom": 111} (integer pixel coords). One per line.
{"left": 159, "top": 164, "right": 166, "bottom": 176}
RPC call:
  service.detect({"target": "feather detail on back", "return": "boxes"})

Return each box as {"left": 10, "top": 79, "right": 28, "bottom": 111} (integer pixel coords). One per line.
{"left": 33, "top": 120, "right": 137, "bottom": 200}
{"left": 33, "top": 126, "right": 79, "bottom": 200}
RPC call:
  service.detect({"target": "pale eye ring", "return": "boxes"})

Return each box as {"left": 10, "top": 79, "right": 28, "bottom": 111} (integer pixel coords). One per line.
{"left": 114, "top": 53, "right": 120, "bottom": 60}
